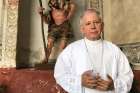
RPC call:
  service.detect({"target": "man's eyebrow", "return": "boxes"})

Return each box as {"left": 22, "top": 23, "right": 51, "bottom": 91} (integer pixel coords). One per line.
{"left": 86, "top": 20, "right": 100, "bottom": 22}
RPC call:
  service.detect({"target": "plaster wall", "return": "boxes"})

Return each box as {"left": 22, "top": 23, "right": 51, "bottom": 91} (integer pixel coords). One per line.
{"left": 103, "top": 0, "right": 140, "bottom": 44}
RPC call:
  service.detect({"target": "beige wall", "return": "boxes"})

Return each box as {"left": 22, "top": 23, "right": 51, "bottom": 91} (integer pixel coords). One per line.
{"left": 103, "top": 0, "right": 140, "bottom": 44}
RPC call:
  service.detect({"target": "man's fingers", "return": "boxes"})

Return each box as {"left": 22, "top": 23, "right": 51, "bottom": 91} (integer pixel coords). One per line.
{"left": 97, "top": 78, "right": 109, "bottom": 85}
{"left": 96, "top": 85, "right": 108, "bottom": 91}
{"left": 86, "top": 83, "right": 97, "bottom": 89}
{"left": 82, "top": 71, "right": 99, "bottom": 89}
{"left": 97, "top": 75, "right": 114, "bottom": 91}
{"left": 107, "top": 74, "right": 112, "bottom": 80}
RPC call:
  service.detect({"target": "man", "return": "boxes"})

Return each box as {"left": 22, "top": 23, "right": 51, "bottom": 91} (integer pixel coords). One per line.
{"left": 54, "top": 9, "right": 133, "bottom": 93}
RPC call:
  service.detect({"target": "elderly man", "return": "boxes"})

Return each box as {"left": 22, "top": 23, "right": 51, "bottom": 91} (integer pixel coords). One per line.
{"left": 54, "top": 9, "right": 133, "bottom": 93}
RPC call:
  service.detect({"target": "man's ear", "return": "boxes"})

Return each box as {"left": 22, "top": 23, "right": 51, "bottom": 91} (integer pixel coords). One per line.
{"left": 80, "top": 27, "right": 85, "bottom": 37}
{"left": 80, "top": 26, "right": 86, "bottom": 33}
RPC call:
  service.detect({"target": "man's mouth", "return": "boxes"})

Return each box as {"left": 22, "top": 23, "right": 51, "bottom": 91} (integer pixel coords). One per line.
{"left": 90, "top": 31, "right": 98, "bottom": 33}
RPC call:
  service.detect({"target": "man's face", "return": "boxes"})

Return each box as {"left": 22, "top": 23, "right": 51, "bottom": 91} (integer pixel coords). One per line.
{"left": 81, "top": 12, "right": 103, "bottom": 40}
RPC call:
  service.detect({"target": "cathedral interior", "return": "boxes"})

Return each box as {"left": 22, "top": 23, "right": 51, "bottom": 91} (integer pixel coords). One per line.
{"left": 0, "top": 0, "right": 140, "bottom": 93}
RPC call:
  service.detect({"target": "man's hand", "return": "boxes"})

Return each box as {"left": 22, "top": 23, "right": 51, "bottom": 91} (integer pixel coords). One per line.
{"left": 82, "top": 70, "right": 99, "bottom": 89}
{"left": 96, "top": 74, "right": 114, "bottom": 91}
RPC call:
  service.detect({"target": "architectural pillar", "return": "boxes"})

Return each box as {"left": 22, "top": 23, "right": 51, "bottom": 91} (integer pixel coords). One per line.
{"left": 0, "top": 0, "right": 19, "bottom": 67}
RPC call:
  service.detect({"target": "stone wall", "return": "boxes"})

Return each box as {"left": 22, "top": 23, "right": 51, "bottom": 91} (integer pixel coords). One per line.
{"left": 0, "top": 0, "right": 140, "bottom": 69}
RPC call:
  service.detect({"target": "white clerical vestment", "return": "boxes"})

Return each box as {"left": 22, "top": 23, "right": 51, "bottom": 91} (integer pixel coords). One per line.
{"left": 54, "top": 38, "right": 133, "bottom": 93}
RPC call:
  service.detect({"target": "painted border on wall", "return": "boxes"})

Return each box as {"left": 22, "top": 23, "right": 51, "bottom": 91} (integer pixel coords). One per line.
{"left": 0, "top": 0, "right": 19, "bottom": 67}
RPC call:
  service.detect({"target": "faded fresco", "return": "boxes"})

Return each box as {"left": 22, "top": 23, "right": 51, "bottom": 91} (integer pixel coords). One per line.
{"left": 0, "top": 0, "right": 139, "bottom": 69}
{"left": 0, "top": 0, "right": 19, "bottom": 67}
{"left": 0, "top": 0, "right": 4, "bottom": 60}
{"left": 119, "top": 43, "right": 140, "bottom": 70}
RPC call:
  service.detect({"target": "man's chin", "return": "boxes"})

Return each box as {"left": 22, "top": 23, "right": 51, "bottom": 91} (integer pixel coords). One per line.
{"left": 89, "top": 36, "right": 101, "bottom": 40}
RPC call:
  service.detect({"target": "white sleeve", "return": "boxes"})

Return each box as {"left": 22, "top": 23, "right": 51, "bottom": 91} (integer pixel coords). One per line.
{"left": 54, "top": 46, "right": 82, "bottom": 93}
{"left": 114, "top": 49, "right": 134, "bottom": 93}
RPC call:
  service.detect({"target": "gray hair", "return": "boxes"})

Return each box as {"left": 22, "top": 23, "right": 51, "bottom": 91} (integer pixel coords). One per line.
{"left": 79, "top": 9, "right": 102, "bottom": 26}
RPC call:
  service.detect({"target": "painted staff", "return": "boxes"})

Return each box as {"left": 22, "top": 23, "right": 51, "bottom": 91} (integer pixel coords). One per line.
{"left": 38, "top": 0, "right": 48, "bottom": 63}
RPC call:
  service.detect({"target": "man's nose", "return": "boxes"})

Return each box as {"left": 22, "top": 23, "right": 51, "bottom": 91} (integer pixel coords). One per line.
{"left": 91, "top": 23, "right": 96, "bottom": 29}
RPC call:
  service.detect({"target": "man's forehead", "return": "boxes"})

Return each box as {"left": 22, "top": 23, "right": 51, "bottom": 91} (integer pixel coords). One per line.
{"left": 83, "top": 12, "right": 100, "bottom": 21}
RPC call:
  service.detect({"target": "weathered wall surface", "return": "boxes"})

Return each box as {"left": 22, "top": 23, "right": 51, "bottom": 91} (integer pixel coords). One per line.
{"left": 1, "top": 0, "right": 140, "bottom": 68}
{"left": 104, "top": 0, "right": 140, "bottom": 44}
